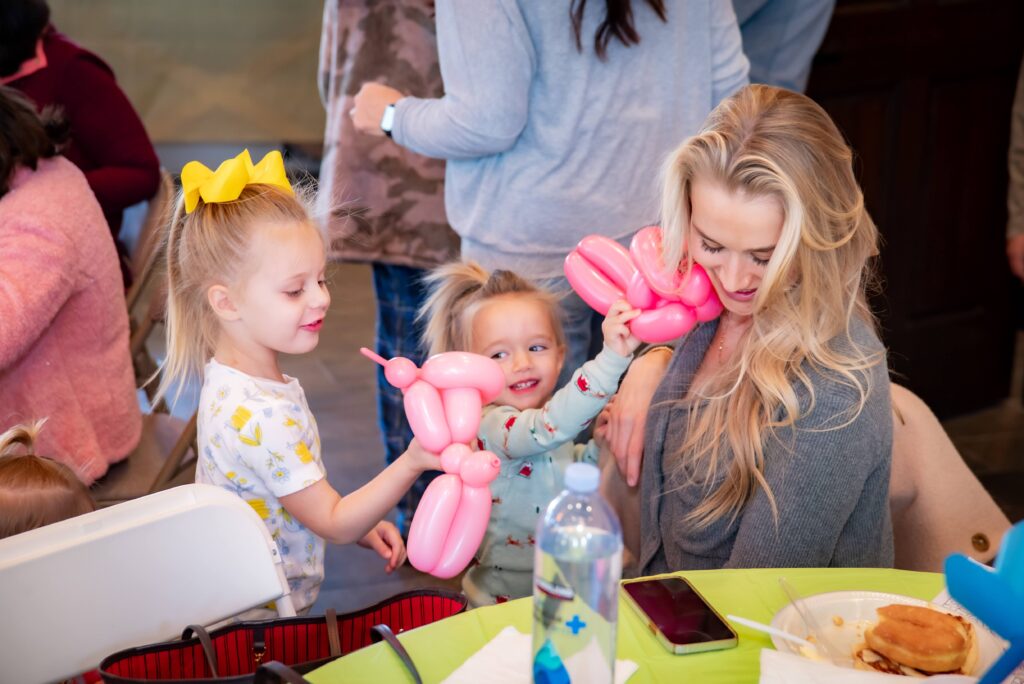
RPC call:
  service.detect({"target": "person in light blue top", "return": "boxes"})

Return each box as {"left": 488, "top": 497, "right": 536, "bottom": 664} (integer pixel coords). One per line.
{"left": 419, "top": 261, "right": 642, "bottom": 606}
{"left": 732, "top": 0, "right": 835, "bottom": 92}
{"left": 350, "top": 0, "right": 748, "bottom": 383}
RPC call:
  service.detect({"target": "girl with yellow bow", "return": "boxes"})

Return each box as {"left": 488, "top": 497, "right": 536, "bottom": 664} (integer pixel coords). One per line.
{"left": 155, "top": 149, "right": 442, "bottom": 617}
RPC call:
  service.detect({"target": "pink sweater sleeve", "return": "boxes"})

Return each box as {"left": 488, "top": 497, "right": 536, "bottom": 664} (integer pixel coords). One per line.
{"left": 0, "top": 215, "right": 76, "bottom": 369}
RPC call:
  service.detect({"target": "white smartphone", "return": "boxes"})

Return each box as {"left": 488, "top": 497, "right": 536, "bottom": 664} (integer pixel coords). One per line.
{"left": 622, "top": 577, "right": 739, "bottom": 655}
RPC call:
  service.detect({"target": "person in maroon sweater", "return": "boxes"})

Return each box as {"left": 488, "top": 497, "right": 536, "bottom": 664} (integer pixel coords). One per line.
{"left": 1, "top": 0, "right": 160, "bottom": 285}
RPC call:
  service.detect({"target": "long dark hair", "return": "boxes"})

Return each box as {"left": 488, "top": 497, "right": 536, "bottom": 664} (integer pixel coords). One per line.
{"left": 0, "top": 0, "right": 50, "bottom": 78}
{"left": 0, "top": 86, "right": 69, "bottom": 197}
{"left": 570, "top": 0, "right": 667, "bottom": 60}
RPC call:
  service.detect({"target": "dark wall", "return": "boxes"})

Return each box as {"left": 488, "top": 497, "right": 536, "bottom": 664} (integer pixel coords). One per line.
{"left": 807, "top": 0, "right": 1024, "bottom": 418}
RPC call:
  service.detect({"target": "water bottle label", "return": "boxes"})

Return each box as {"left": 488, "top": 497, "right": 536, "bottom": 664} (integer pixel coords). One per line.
{"left": 535, "top": 574, "right": 575, "bottom": 602}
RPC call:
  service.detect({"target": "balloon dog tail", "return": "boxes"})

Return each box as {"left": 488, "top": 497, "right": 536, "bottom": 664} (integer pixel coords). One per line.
{"left": 360, "top": 347, "right": 388, "bottom": 366}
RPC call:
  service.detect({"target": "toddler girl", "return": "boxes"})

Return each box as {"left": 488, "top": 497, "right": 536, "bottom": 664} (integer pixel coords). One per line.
{"left": 420, "top": 262, "right": 641, "bottom": 606}
{"left": 155, "top": 150, "right": 440, "bottom": 616}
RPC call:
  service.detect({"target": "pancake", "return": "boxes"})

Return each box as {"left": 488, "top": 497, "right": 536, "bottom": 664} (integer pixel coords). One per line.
{"left": 852, "top": 604, "right": 977, "bottom": 677}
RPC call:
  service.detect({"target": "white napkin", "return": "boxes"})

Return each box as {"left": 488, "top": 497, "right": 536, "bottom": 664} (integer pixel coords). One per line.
{"left": 440, "top": 626, "right": 639, "bottom": 684}
{"left": 759, "top": 649, "right": 978, "bottom": 684}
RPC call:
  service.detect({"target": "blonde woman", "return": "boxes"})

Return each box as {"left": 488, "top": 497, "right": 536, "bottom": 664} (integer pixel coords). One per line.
{"left": 603, "top": 84, "right": 893, "bottom": 571}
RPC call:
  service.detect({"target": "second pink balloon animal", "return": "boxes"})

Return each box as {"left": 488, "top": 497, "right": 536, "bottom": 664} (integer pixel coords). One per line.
{"left": 564, "top": 225, "right": 723, "bottom": 343}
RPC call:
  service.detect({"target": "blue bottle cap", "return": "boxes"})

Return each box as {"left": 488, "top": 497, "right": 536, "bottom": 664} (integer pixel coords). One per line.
{"left": 565, "top": 462, "right": 599, "bottom": 494}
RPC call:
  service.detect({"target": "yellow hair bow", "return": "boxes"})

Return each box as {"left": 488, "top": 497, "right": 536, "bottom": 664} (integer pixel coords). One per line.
{"left": 181, "top": 149, "right": 293, "bottom": 213}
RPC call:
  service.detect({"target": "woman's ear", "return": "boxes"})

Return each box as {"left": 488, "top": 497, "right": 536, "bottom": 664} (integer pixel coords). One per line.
{"left": 207, "top": 284, "right": 240, "bottom": 322}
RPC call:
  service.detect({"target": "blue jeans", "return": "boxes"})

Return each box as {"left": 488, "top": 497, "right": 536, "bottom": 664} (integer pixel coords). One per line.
{"left": 372, "top": 263, "right": 439, "bottom": 535}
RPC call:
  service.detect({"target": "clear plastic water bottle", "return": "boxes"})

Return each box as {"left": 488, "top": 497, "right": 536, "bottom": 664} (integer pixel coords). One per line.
{"left": 532, "top": 462, "right": 623, "bottom": 684}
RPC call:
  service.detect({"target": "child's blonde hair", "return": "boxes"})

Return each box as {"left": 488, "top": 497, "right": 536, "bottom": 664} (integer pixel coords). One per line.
{"left": 154, "top": 183, "right": 317, "bottom": 405}
{"left": 420, "top": 261, "right": 566, "bottom": 357}
{"left": 0, "top": 420, "right": 95, "bottom": 539}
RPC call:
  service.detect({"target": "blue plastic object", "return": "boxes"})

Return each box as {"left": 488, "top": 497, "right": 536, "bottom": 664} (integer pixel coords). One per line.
{"left": 944, "top": 521, "right": 1024, "bottom": 684}
{"left": 532, "top": 639, "right": 571, "bottom": 684}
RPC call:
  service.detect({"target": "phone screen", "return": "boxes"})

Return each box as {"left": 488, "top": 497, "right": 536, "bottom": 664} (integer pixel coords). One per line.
{"left": 623, "top": 578, "right": 735, "bottom": 645}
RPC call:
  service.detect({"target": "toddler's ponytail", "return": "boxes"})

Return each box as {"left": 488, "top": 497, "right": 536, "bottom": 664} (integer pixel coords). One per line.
{"left": 420, "top": 261, "right": 565, "bottom": 356}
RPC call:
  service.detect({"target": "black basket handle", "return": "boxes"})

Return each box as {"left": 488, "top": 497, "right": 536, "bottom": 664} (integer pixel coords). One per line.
{"left": 371, "top": 624, "right": 422, "bottom": 684}
{"left": 254, "top": 661, "right": 309, "bottom": 684}
{"left": 181, "top": 623, "right": 218, "bottom": 677}
{"left": 325, "top": 608, "right": 341, "bottom": 657}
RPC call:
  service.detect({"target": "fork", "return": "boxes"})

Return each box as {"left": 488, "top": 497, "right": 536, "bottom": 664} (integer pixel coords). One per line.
{"left": 777, "top": 577, "right": 846, "bottom": 665}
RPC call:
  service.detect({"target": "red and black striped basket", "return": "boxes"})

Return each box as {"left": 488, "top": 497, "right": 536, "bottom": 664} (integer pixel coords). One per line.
{"left": 99, "top": 589, "right": 466, "bottom": 683}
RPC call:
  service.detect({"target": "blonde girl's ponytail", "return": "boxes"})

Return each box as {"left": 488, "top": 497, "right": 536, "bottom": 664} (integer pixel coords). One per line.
{"left": 152, "top": 196, "right": 197, "bottom": 407}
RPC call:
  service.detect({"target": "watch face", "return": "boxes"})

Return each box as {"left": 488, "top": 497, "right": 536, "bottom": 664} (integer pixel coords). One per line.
{"left": 380, "top": 104, "right": 396, "bottom": 134}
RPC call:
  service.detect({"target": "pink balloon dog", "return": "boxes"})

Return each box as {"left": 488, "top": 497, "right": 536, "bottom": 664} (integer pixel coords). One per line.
{"left": 564, "top": 225, "right": 724, "bottom": 343}
{"left": 360, "top": 347, "right": 504, "bottom": 578}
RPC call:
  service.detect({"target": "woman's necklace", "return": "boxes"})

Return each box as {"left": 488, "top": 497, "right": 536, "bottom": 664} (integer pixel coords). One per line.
{"left": 716, "top": 316, "right": 751, "bottom": 364}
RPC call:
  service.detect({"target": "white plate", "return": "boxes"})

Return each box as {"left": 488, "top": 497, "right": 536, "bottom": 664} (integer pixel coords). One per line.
{"left": 768, "top": 590, "right": 1005, "bottom": 676}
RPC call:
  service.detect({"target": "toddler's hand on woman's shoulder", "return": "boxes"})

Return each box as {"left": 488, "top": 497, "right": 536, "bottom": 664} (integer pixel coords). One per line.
{"left": 603, "top": 300, "right": 642, "bottom": 357}
{"left": 359, "top": 521, "right": 407, "bottom": 573}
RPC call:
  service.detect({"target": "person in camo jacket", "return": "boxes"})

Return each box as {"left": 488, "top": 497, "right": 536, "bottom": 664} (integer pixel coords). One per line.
{"left": 317, "top": 0, "right": 460, "bottom": 536}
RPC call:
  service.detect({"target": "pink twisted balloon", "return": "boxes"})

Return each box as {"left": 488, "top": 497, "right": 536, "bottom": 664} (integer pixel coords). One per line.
{"left": 360, "top": 347, "right": 504, "bottom": 578}
{"left": 564, "top": 225, "right": 723, "bottom": 343}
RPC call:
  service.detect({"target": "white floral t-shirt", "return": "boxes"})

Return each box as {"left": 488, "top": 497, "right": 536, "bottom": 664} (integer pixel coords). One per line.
{"left": 196, "top": 359, "right": 326, "bottom": 614}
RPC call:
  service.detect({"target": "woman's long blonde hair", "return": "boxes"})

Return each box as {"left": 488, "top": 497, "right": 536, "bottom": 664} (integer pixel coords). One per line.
{"left": 0, "top": 420, "right": 96, "bottom": 539}
{"left": 660, "top": 84, "right": 884, "bottom": 528}
{"left": 153, "top": 184, "right": 315, "bottom": 405}
{"left": 419, "top": 261, "right": 565, "bottom": 357}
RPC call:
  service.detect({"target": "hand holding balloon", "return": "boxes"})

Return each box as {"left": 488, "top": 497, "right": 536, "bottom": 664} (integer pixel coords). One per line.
{"left": 361, "top": 347, "right": 505, "bottom": 578}
{"left": 602, "top": 300, "right": 642, "bottom": 357}
{"left": 564, "top": 226, "right": 723, "bottom": 343}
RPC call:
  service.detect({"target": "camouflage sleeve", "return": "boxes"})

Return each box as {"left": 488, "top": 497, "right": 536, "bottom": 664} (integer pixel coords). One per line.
{"left": 391, "top": 0, "right": 535, "bottom": 160}
{"left": 317, "top": 0, "right": 336, "bottom": 108}
{"left": 477, "top": 347, "right": 631, "bottom": 461}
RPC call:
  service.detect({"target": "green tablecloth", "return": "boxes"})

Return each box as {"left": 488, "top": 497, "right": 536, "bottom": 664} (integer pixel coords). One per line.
{"left": 307, "top": 568, "right": 944, "bottom": 684}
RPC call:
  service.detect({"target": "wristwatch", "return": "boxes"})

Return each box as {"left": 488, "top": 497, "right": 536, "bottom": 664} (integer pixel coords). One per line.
{"left": 380, "top": 104, "right": 396, "bottom": 138}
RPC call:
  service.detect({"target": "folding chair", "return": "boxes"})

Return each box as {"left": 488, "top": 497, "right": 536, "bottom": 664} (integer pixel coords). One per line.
{"left": 91, "top": 317, "right": 199, "bottom": 504}
{"left": 0, "top": 484, "right": 297, "bottom": 684}
{"left": 890, "top": 383, "right": 1012, "bottom": 571}
{"left": 126, "top": 168, "right": 175, "bottom": 314}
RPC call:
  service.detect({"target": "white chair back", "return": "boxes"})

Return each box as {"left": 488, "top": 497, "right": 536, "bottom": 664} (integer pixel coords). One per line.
{"left": 0, "top": 484, "right": 295, "bottom": 683}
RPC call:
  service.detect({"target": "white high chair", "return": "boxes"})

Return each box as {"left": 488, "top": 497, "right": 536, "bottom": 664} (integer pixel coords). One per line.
{"left": 0, "top": 484, "right": 296, "bottom": 684}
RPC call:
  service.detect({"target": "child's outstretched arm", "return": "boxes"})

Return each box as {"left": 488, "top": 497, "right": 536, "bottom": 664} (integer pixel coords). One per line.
{"left": 480, "top": 300, "right": 640, "bottom": 460}
{"left": 280, "top": 439, "right": 439, "bottom": 547}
